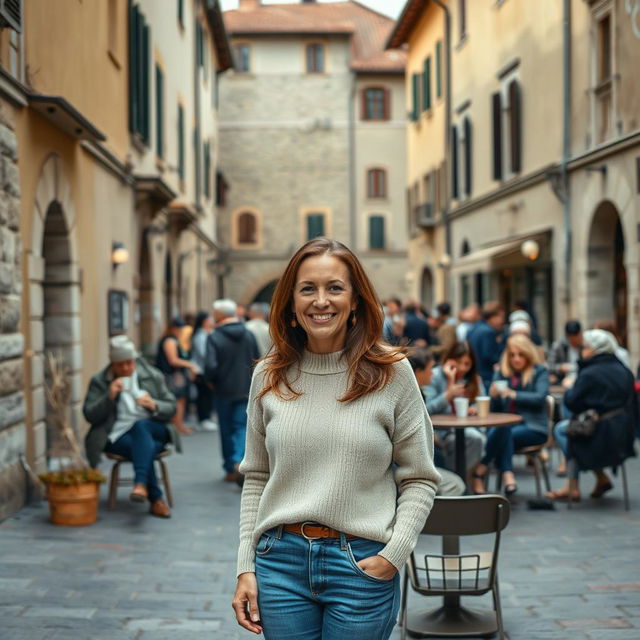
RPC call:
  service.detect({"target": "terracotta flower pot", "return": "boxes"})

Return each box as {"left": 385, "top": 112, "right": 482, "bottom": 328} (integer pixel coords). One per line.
{"left": 46, "top": 482, "right": 100, "bottom": 526}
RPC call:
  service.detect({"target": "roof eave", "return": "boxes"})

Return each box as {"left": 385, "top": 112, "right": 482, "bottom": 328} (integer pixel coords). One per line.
{"left": 206, "top": 0, "right": 234, "bottom": 71}
{"left": 386, "top": 0, "right": 428, "bottom": 50}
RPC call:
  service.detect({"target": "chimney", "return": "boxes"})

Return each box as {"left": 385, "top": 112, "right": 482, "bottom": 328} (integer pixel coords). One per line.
{"left": 301, "top": 0, "right": 317, "bottom": 3}
{"left": 238, "top": 0, "right": 261, "bottom": 10}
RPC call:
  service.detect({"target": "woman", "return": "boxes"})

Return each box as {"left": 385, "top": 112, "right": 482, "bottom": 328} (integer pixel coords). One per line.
{"left": 471, "top": 333, "right": 549, "bottom": 496}
{"left": 425, "top": 341, "right": 487, "bottom": 473}
{"left": 191, "top": 311, "right": 217, "bottom": 431}
{"left": 156, "top": 318, "right": 198, "bottom": 435}
{"left": 232, "top": 238, "right": 440, "bottom": 639}
{"left": 547, "top": 329, "right": 636, "bottom": 501}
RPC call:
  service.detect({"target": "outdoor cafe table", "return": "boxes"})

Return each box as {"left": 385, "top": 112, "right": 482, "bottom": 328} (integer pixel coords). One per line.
{"left": 430, "top": 413, "right": 523, "bottom": 482}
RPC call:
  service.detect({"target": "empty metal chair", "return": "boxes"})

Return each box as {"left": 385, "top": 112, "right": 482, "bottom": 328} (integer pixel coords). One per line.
{"left": 399, "top": 495, "right": 510, "bottom": 640}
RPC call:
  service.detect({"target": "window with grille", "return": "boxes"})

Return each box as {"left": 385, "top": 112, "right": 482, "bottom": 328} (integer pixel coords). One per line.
{"left": 306, "top": 43, "right": 325, "bottom": 73}
{"left": 362, "top": 88, "right": 388, "bottom": 121}
{"left": 306, "top": 214, "right": 325, "bottom": 240}
{"left": 238, "top": 212, "right": 258, "bottom": 244}
{"left": 367, "top": 168, "right": 387, "bottom": 198}
{"left": 369, "top": 216, "right": 386, "bottom": 250}
{"left": 234, "top": 44, "right": 250, "bottom": 72}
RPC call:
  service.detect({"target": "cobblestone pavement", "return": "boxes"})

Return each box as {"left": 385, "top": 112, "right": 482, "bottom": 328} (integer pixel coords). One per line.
{"left": 1, "top": 429, "right": 639, "bottom": 640}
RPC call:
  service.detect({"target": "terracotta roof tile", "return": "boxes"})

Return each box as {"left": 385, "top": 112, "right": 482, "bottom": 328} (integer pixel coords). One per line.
{"left": 224, "top": 1, "right": 405, "bottom": 72}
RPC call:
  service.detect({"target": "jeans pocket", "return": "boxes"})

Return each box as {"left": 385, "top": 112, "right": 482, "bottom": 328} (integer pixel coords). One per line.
{"left": 256, "top": 532, "right": 276, "bottom": 557}
{"left": 345, "top": 541, "right": 395, "bottom": 583}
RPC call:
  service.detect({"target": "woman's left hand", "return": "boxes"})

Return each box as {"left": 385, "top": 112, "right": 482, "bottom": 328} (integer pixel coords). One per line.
{"left": 357, "top": 555, "right": 397, "bottom": 580}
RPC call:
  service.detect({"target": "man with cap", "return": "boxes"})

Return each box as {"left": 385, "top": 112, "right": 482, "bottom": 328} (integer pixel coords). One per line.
{"left": 547, "top": 320, "right": 582, "bottom": 384}
{"left": 83, "top": 335, "right": 179, "bottom": 518}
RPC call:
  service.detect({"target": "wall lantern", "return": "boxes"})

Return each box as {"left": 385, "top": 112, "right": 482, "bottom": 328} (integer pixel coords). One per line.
{"left": 521, "top": 239, "right": 539, "bottom": 261}
{"left": 111, "top": 242, "right": 129, "bottom": 269}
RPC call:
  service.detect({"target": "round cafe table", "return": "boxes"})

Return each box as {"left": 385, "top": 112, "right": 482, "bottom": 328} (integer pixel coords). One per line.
{"left": 430, "top": 412, "right": 523, "bottom": 482}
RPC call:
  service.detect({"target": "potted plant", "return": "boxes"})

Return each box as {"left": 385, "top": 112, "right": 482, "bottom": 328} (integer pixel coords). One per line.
{"left": 38, "top": 353, "right": 105, "bottom": 526}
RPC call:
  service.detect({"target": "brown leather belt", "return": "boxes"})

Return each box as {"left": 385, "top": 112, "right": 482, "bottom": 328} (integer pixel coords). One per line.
{"left": 284, "top": 522, "right": 356, "bottom": 540}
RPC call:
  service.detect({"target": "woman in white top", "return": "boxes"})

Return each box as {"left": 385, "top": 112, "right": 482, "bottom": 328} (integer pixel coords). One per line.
{"left": 232, "top": 238, "right": 440, "bottom": 639}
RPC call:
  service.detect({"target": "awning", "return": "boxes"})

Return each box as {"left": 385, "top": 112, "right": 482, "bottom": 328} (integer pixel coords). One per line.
{"left": 451, "top": 240, "right": 522, "bottom": 274}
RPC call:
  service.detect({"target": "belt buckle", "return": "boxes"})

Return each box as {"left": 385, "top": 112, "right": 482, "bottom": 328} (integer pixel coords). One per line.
{"left": 300, "top": 522, "right": 322, "bottom": 540}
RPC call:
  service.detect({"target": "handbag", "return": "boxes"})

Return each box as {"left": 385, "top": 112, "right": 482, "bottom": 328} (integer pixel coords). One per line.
{"left": 567, "top": 408, "right": 625, "bottom": 439}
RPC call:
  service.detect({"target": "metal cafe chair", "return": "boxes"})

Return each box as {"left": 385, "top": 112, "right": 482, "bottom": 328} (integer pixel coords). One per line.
{"left": 399, "top": 495, "right": 510, "bottom": 640}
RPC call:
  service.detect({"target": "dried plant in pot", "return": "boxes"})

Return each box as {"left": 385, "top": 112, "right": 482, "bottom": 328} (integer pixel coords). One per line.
{"left": 38, "top": 353, "right": 105, "bottom": 526}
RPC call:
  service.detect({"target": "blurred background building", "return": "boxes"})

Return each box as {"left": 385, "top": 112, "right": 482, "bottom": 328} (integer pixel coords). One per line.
{"left": 217, "top": 0, "right": 410, "bottom": 303}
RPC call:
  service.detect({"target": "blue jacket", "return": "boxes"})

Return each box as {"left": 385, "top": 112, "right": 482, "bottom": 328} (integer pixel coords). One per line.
{"left": 425, "top": 367, "right": 486, "bottom": 415}
{"left": 491, "top": 364, "right": 549, "bottom": 435}
{"left": 467, "top": 321, "right": 504, "bottom": 389}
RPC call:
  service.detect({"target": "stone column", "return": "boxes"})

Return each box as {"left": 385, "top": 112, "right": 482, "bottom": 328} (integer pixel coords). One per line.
{"left": 0, "top": 96, "right": 26, "bottom": 521}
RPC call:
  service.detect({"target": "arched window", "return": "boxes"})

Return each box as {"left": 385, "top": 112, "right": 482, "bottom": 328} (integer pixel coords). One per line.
{"left": 237, "top": 211, "right": 257, "bottom": 244}
{"left": 367, "top": 168, "right": 387, "bottom": 198}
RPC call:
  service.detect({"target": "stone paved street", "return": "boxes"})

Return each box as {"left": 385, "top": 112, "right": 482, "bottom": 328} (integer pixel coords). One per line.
{"left": 1, "top": 430, "right": 639, "bottom": 640}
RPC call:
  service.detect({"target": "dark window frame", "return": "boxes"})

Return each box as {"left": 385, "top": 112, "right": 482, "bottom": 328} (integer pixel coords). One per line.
{"left": 367, "top": 168, "right": 387, "bottom": 198}
{"left": 234, "top": 43, "right": 251, "bottom": 73}
{"left": 362, "top": 87, "right": 389, "bottom": 121}
{"left": 155, "top": 64, "right": 164, "bottom": 159}
{"left": 369, "top": 215, "right": 386, "bottom": 250}
{"left": 237, "top": 211, "right": 258, "bottom": 245}
{"left": 306, "top": 213, "right": 325, "bottom": 240}
{"left": 305, "top": 42, "right": 325, "bottom": 73}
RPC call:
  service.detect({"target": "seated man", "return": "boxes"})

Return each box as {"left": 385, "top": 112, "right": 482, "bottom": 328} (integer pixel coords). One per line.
{"left": 84, "top": 336, "right": 179, "bottom": 518}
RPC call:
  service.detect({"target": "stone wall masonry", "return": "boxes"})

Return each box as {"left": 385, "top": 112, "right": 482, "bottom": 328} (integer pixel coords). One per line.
{"left": 0, "top": 95, "right": 25, "bottom": 522}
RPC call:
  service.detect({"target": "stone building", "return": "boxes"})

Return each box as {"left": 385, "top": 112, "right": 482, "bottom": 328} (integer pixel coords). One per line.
{"left": 389, "top": 0, "right": 640, "bottom": 356}
{"left": 218, "top": 0, "right": 410, "bottom": 304}
{"left": 0, "top": 0, "right": 231, "bottom": 521}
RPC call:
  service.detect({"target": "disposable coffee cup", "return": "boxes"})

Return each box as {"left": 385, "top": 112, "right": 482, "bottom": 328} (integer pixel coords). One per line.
{"left": 476, "top": 396, "right": 490, "bottom": 418}
{"left": 120, "top": 376, "right": 132, "bottom": 392}
{"left": 453, "top": 397, "right": 469, "bottom": 418}
{"left": 494, "top": 380, "right": 509, "bottom": 394}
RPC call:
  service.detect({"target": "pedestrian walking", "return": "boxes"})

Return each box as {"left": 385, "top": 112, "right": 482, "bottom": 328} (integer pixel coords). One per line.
{"left": 191, "top": 311, "right": 218, "bottom": 432}
{"left": 204, "top": 299, "right": 260, "bottom": 484}
{"left": 231, "top": 237, "right": 440, "bottom": 639}
{"left": 83, "top": 335, "right": 179, "bottom": 518}
{"left": 155, "top": 318, "right": 198, "bottom": 435}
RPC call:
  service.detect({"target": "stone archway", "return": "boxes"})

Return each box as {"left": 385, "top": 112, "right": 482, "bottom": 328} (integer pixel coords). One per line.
{"left": 252, "top": 279, "right": 278, "bottom": 305}
{"left": 586, "top": 200, "right": 627, "bottom": 345}
{"left": 26, "top": 154, "right": 82, "bottom": 472}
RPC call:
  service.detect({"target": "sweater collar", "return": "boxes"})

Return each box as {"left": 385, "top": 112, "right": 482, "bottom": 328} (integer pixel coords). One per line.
{"left": 299, "top": 349, "right": 348, "bottom": 375}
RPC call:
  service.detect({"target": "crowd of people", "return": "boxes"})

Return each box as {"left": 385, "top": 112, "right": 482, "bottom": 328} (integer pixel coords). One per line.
{"left": 383, "top": 297, "right": 637, "bottom": 501}
{"left": 82, "top": 284, "right": 637, "bottom": 520}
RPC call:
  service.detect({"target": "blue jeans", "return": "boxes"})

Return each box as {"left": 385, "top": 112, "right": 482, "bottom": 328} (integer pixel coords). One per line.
{"left": 481, "top": 424, "right": 547, "bottom": 472}
{"left": 255, "top": 528, "right": 400, "bottom": 640}
{"left": 216, "top": 396, "right": 248, "bottom": 473}
{"left": 104, "top": 419, "right": 170, "bottom": 501}
{"left": 554, "top": 419, "right": 587, "bottom": 479}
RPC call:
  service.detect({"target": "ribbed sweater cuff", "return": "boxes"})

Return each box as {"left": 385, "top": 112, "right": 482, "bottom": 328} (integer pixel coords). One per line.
{"left": 237, "top": 542, "right": 256, "bottom": 577}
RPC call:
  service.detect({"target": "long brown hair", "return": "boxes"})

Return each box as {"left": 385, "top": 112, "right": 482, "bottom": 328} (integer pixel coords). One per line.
{"left": 258, "top": 237, "right": 404, "bottom": 402}
{"left": 441, "top": 340, "right": 480, "bottom": 402}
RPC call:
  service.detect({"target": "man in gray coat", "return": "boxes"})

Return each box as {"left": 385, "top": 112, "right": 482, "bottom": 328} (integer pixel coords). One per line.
{"left": 83, "top": 336, "right": 178, "bottom": 518}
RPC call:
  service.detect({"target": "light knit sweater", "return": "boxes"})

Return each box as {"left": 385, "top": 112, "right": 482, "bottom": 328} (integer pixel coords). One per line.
{"left": 237, "top": 349, "right": 440, "bottom": 576}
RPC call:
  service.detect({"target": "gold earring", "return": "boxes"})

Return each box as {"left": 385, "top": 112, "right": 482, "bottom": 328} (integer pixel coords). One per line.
{"left": 291, "top": 315, "right": 297, "bottom": 328}
{"left": 351, "top": 312, "right": 357, "bottom": 327}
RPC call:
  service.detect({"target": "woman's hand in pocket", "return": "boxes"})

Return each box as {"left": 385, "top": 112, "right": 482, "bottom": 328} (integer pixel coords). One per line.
{"left": 357, "top": 555, "right": 397, "bottom": 580}
{"left": 232, "top": 572, "right": 262, "bottom": 634}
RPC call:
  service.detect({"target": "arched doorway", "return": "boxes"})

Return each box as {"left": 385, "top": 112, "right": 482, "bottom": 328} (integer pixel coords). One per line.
{"left": 252, "top": 280, "right": 278, "bottom": 305}
{"left": 28, "top": 154, "right": 82, "bottom": 472}
{"left": 138, "top": 232, "right": 154, "bottom": 358}
{"left": 587, "top": 201, "right": 627, "bottom": 345}
{"left": 420, "top": 268, "right": 434, "bottom": 310}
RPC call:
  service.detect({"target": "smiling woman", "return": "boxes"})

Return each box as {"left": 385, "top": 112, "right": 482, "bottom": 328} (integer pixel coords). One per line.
{"left": 231, "top": 237, "right": 441, "bottom": 640}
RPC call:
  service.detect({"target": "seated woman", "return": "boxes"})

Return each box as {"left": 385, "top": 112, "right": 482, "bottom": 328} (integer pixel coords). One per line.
{"left": 471, "top": 334, "right": 549, "bottom": 496}
{"left": 547, "top": 329, "right": 636, "bottom": 501}
{"left": 408, "top": 348, "right": 465, "bottom": 496}
{"left": 424, "top": 341, "right": 487, "bottom": 474}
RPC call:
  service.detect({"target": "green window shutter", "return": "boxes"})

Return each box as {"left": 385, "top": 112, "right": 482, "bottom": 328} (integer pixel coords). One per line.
{"left": 436, "top": 41, "right": 442, "bottom": 99}
{"left": 422, "top": 57, "right": 431, "bottom": 111}
{"left": 194, "top": 125, "right": 201, "bottom": 200}
{"left": 177, "top": 0, "right": 183, "bottom": 26}
{"left": 204, "top": 141, "right": 210, "bottom": 198}
{"left": 141, "top": 22, "right": 150, "bottom": 143}
{"left": 197, "top": 22, "right": 204, "bottom": 67}
{"left": 307, "top": 214, "right": 325, "bottom": 240}
{"left": 451, "top": 125, "right": 459, "bottom": 199}
{"left": 369, "top": 216, "right": 385, "bottom": 250}
{"left": 411, "top": 72, "right": 420, "bottom": 121}
{"left": 155, "top": 65, "right": 164, "bottom": 158}
{"left": 177, "top": 104, "right": 184, "bottom": 180}
{"left": 128, "top": 1, "right": 139, "bottom": 134}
